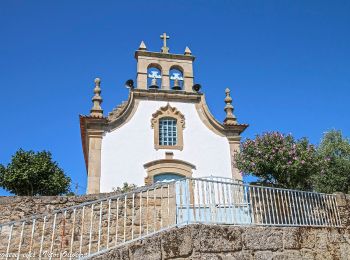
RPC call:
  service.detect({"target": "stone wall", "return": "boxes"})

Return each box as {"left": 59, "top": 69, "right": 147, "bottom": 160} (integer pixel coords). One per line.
{"left": 0, "top": 186, "right": 177, "bottom": 258}
{"left": 91, "top": 224, "right": 350, "bottom": 260}
{"left": 2, "top": 191, "right": 349, "bottom": 227}
{"left": 0, "top": 192, "right": 120, "bottom": 224}
{"left": 335, "top": 192, "right": 350, "bottom": 229}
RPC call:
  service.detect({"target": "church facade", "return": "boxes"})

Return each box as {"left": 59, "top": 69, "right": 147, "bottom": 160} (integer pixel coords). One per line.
{"left": 80, "top": 34, "right": 248, "bottom": 194}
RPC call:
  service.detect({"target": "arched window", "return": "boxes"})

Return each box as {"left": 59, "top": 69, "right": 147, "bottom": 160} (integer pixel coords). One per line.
{"left": 159, "top": 117, "right": 177, "bottom": 146}
{"left": 147, "top": 65, "right": 162, "bottom": 89}
{"left": 169, "top": 67, "right": 184, "bottom": 90}
{"left": 151, "top": 104, "right": 185, "bottom": 150}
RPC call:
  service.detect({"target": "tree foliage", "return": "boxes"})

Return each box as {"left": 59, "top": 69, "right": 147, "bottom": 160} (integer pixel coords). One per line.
{"left": 112, "top": 182, "right": 137, "bottom": 193}
{"left": 0, "top": 149, "right": 71, "bottom": 196}
{"left": 234, "top": 132, "right": 323, "bottom": 190}
{"left": 312, "top": 130, "right": 350, "bottom": 194}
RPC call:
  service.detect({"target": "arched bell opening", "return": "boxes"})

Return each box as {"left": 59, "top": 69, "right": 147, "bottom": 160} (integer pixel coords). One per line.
{"left": 169, "top": 66, "right": 184, "bottom": 91}
{"left": 147, "top": 64, "right": 162, "bottom": 89}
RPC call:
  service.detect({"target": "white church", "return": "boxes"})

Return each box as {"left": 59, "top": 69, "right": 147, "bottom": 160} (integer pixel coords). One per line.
{"left": 80, "top": 33, "right": 248, "bottom": 194}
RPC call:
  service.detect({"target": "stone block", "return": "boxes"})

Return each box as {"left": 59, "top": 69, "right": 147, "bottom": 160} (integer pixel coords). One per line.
{"left": 271, "top": 250, "right": 302, "bottom": 260}
{"left": 254, "top": 250, "right": 274, "bottom": 260}
{"left": 299, "top": 228, "right": 317, "bottom": 249}
{"left": 197, "top": 252, "right": 253, "bottom": 260}
{"left": 328, "top": 229, "right": 346, "bottom": 243}
{"left": 161, "top": 226, "right": 193, "bottom": 258}
{"left": 91, "top": 245, "right": 129, "bottom": 260}
{"left": 195, "top": 225, "right": 242, "bottom": 253}
{"left": 299, "top": 249, "right": 315, "bottom": 259}
{"left": 339, "top": 243, "right": 350, "bottom": 260}
{"left": 230, "top": 251, "right": 254, "bottom": 260}
{"left": 315, "top": 231, "right": 329, "bottom": 250}
{"left": 242, "top": 227, "right": 283, "bottom": 251}
{"left": 129, "top": 236, "right": 161, "bottom": 260}
{"left": 196, "top": 253, "right": 222, "bottom": 260}
{"left": 334, "top": 193, "right": 347, "bottom": 207}
{"left": 283, "top": 228, "right": 301, "bottom": 250}
{"left": 314, "top": 251, "right": 335, "bottom": 260}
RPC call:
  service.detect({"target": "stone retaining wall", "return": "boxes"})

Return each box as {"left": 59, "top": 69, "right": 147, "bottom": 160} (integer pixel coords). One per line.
{"left": 91, "top": 224, "right": 350, "bottom": 260}
{"left": 2, "top": 191, "right": 349, "bottom": 227}
{"left": 0, "top": 193, "right": 120, "bottom": 223}
{"left": 0, "top": 187, "right": 176, "bottom": 257}
{"left": 335, "top": 192, "right": 350, "bottom": 229}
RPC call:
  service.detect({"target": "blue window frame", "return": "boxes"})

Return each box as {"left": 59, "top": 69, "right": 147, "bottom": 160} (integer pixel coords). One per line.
{"left": 159, "top": 117, "right": 177, "bottom": 146}
{"left": 153, "top": 173, "right": 184, "bottom": 183}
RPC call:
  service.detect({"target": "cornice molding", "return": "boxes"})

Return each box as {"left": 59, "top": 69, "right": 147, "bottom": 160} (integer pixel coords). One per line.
{"left": 135, "top": 50, "right": 195, "bottom": 61}
{"left": 132, "top": 89, "right": 202, "bottom": 103}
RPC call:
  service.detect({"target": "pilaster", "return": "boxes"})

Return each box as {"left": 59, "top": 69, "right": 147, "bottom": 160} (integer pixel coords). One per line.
{"left": 227, "top": 135, "right": 242, "bottom": 181}
{"left": 162, "top": 71, "right": 170, "bottom": 90}
{"left": 86, "top": 130, "right": 104, "bottom": 194}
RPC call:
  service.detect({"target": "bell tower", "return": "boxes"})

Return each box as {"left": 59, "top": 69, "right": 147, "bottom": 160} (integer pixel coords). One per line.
{"left": 135, "top": 33, "right": 195, "bottom": 92}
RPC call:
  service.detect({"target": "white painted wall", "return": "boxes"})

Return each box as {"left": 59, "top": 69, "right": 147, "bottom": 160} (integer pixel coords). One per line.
{"left": 100, "top": 100, "right": 232, "bottom": 192}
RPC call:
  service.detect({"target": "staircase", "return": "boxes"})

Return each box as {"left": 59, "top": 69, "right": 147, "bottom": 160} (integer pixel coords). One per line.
{"left": 0, "top": 177, "right": 342, "bottom": 259}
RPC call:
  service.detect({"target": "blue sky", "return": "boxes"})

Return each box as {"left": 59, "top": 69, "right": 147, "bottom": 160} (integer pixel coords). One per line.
{"left": 0, "top": 1, "right": 349, "bottom": 195}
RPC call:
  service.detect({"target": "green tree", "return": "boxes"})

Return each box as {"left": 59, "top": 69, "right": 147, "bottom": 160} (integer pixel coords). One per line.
{"left": 234, "top": 132, "right": 323, "bottom": 190}
{"left": 0, "top": 149, "right": 71, "bottom": 196}
{"left": 312, "top": 130, "right": 350, "bottom": 194}
{"left": 112, "top": 182, "right": 137, "bottom": 193}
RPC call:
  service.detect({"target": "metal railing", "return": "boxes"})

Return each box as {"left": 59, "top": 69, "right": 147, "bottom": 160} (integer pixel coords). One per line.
{"left": 175, "top": 178, "right": 342, "bottom": 227}
{"left": 0, "top": 177, "right": 342, "bottom": 259}
{"left": 0, "top": 182, "right": 177, "bottom": 259}
{"left": 197, "top": 175, "right": 243, "bottom": 184}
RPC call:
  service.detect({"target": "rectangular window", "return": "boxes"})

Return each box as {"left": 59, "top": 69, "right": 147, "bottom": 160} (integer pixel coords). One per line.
{"left": 159, "top": 118, "right": 177, "bottom": 146}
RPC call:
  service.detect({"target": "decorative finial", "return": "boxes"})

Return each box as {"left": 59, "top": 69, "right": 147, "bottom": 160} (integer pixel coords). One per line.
{"left": 139, "top": 40, "right": 147, "bottom": 51}
{"left": 184, "top": 46, "right": 192, "bottom": 56}
{"left": 223, "top": 88, "right": 237, "bottom": 125}
{"left": 90, "top": 77, "right": 103, "bottom": 118}
{"left": 160, "top": 32, "right": 170, "bottom": 53}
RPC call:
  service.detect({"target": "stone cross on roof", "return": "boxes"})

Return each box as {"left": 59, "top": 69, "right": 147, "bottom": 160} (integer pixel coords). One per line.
{"left": 160, "top": 32, "right": 170, "bottom": 54}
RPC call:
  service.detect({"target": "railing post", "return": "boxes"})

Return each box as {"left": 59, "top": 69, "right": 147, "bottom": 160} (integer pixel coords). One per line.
{"left": 185, "top": 179, "right": 190, "bottom": 224}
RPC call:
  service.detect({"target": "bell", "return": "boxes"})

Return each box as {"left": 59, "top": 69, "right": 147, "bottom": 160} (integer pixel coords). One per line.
{"left": 172, "top": 78, "right": 182, "bottom": 91}
{"left": 149, "top": 78, "right": 159, "bottom": 89}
